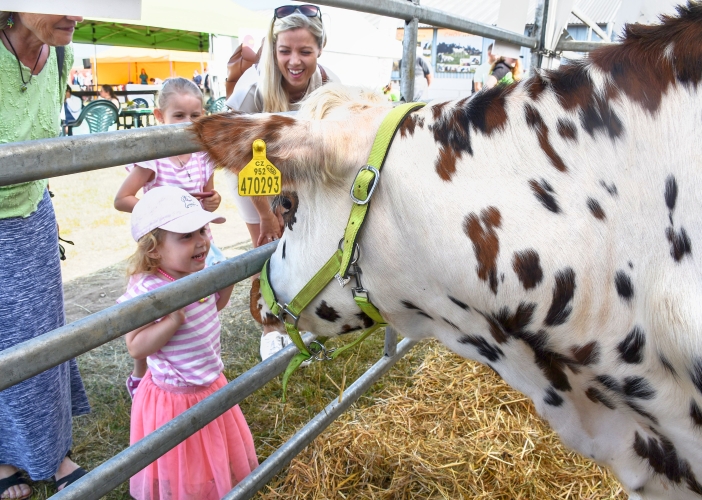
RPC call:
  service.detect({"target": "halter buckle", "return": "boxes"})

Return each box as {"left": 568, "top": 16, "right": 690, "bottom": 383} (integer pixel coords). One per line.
{"left": 278, "top": 304, "right": 300, "bottom": 328}
{"left": 349, "top": 165, "right": 380, "bottom": 205}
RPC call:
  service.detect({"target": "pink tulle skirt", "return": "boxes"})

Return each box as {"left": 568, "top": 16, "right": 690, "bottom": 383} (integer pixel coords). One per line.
{"left": 130, "top": 371, "right": 259, "bottom": 500}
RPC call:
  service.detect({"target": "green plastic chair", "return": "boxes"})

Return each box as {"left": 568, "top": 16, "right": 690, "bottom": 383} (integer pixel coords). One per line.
{"left": 65, "top": 100, "right": 119, "bottom": 135}
{"left": 208, "top": 97, "right": 227, "bottom": 114}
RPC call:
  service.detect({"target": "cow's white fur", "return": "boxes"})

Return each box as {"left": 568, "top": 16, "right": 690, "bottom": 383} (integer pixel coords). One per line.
{"left": 196, "top": 12, "right": 702, "bottom": 497}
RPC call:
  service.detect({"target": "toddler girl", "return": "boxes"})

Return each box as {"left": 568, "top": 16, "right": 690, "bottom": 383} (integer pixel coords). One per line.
{"left": 118, "top": 186, "right": 258, "bottom": 500}
{"left": 115, "top": 77, "right": 225, "bottom": 397}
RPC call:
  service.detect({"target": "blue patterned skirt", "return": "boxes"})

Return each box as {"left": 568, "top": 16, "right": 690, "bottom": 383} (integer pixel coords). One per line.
{"left": 0, "top": 190, "right": 90, "bottom": 480}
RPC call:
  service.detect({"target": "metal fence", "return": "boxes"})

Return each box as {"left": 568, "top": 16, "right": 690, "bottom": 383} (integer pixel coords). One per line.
{"left": 0, "top": 1, "right": 610, "bottom": 498}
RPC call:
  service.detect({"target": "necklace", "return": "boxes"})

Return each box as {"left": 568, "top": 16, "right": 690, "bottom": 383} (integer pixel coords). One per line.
{"left": 173, "top": 155, "right": 192, "bottom": 180}
{"left": 157, "top": 268, "right": 208, "bottom": 303}
{"left": 2, "top": 31, "right": 44, "bottom": 93}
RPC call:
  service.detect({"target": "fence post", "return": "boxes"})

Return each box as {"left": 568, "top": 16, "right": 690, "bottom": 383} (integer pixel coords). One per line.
{"left": 400, "top": 0, "right": 419, "bottom": 101}
{"left": 531, "top": 0, "right": 548, "bottom": 72}
{"left": 384, "top": 327, "right": 397, "bottom": 357}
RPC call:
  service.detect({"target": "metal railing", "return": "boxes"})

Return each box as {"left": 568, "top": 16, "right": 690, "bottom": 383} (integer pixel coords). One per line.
{"left": 0, "top": 1, "right": 616, "bottom": 498}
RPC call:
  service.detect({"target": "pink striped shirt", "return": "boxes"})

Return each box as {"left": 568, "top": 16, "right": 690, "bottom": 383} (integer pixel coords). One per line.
{"left": 128, "top": 151, "right": 215, "bottom": 194}
{"left": 117, "top": 273, "right": 224, "bottom": 387}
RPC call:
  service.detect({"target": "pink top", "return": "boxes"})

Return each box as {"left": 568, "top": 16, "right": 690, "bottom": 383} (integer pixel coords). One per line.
{"left": 129, "top": 151, "right": 215, "bottom": 194}
{"left": 117, "top": 273, "right": 224, "bottom": 387}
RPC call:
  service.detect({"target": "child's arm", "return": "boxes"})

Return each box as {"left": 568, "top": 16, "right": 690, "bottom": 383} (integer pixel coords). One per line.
{"left": 125, "top": 309, "right": 185, "bottom": 359}
{"left": 114, "top": 166, "right": 155, "bottom": 212}
{"left": 215, "top": 284, "right": 235, "bottom": 311}
{"left": 195, "top": 175, "right": 221, "bottom": 212}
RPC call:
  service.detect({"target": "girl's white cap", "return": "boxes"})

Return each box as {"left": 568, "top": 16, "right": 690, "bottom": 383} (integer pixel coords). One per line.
{"left": 131, "top": 186, "right": 225, "bottom": 241}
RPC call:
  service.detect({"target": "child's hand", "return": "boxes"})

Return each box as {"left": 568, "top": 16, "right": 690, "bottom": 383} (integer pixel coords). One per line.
{"left": 168, "top": 308, "right": 186, "bottom": 326}
{"left": 194, "top": 190, "right": 221, "bottom": 212}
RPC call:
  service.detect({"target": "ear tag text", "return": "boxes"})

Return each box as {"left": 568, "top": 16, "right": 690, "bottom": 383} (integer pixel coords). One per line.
{"left": 238, "top": 139, "right": 282, "bottom": 197}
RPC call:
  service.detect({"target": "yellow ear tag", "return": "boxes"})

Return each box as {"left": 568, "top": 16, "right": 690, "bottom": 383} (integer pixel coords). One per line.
{"left": 238, "top": 139, "right": 282, "bottom": 197}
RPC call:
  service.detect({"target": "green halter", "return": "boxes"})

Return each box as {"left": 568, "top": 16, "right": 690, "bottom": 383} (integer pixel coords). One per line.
{"left": 258, "top": 101, "right": 426, "bottom": 395}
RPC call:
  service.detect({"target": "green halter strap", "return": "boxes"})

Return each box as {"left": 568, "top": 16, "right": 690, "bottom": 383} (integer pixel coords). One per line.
{"left": 258, "top": 101, "right": 426, "bottom": 396}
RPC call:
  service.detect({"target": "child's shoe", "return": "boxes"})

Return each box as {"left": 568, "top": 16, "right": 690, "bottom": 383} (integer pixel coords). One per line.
{"left": 126, "top": 374, "right": 142, "bottom": 399}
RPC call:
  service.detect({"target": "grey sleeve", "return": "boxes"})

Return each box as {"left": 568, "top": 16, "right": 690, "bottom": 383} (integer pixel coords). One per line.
{"left": 418, "top": 56, "right": 431, "bottom": 76}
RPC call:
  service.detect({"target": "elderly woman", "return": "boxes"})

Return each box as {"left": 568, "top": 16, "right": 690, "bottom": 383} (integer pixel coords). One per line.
{"left": 0, "top": 11, "right": 90, "bottom": 499}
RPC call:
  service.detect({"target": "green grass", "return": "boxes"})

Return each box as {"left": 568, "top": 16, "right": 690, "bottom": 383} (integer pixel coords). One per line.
{"left": 26, "top": 255, "right": 424, "bottom": 499}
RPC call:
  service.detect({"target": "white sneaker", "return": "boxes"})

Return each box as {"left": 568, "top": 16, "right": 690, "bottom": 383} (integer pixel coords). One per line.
{"left": 260, "top": 331, "right": 292, "bottom": 361}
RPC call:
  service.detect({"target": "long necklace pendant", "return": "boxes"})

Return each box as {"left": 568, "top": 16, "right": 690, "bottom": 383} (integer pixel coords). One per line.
{"left": 20, "top": 83, "right": 27, "bottom": 92}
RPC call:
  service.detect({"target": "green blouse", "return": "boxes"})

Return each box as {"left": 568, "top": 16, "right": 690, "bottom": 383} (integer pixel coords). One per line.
{"left": 0, "top": 41, "right": 73, "bottom": 219}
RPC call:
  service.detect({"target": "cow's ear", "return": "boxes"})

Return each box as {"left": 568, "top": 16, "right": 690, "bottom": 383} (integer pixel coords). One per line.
{"left": 191, "top": 112, "right": 313, "bottom": 179}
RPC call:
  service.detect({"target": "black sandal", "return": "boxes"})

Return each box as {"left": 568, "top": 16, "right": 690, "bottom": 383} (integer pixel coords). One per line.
{"left": 52, "top": 451, "right": 88, "bottom": 492}
{"left": 0, "top": 471, "right": 31, "bottom": 500}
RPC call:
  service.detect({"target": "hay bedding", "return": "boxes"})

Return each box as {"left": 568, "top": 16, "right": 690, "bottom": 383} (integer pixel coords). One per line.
{"left": 260, "top": 341, "right": 627, "bottom": 499}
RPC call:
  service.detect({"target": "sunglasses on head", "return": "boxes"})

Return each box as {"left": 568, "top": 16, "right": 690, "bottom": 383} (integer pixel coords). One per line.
{"left": 274, "top": 4, "right": 321, "bottom": 19}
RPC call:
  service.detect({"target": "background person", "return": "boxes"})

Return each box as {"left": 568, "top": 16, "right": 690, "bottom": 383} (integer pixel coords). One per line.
{"left": 398, "top": 47, "right": 432, "bottom": 101}
{"left": 484, "top": 55, "right": 523, "bottom": 89}
{"left": 139, "top": 67, "right": 148, "bottom": 85}
{"left": 98, "top": 83, "right": 119, "bottom": 108}
{"left": 0, "top": 10, "right": 90, "bottom": 499}
{"left": 225, "top": 3, "right": 338, "bottom": 361}
{"left": 119, "top": 186, "right": 258, "bottom": 500}
{"left": 472, "top": 43, "right": 496, "bottom": 92}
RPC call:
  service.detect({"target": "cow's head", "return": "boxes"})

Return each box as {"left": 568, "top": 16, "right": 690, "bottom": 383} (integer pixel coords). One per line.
{"left": 192, "top": 84, "right": 394, "bottom": 336}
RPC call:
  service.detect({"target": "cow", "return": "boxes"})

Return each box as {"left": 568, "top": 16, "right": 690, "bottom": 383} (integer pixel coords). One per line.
{"left": 192, "top": 4, "right": 702, "bottom": 498}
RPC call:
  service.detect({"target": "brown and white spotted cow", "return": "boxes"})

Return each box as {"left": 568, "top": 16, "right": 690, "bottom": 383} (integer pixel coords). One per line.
{"left": 193, "top": 4, "right": 702, "bottom": 498}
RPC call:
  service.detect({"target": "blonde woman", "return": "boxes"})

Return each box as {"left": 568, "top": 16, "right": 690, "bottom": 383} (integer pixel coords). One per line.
{"left": 225, "top": 4, "right": 339, "bottom": 360}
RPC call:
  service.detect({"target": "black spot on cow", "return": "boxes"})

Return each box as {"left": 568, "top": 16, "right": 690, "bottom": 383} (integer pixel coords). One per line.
{"left": 458, "top": 334, "right": 504, "bottom": 362}
{"left": 529, "top": 179, "right": 561, "bottom": 213}
{"left": 580, "top": 93, "right": 624, "bottom": 139}
{"left": 690, "top": 400, "right": 702, "bottom": 428}
{"left": 524, "top": 104, "right": 568, "bottom": 172}
{"left": 628, "top": 261, "right": 633, "bottom": 269}
{"left": 315, "top": 301, "right": 340, "bottom": 322}
{"left": 544, "top": 268, "right": 576, "bottom": 326}
{"left": 512, "top": 249, "right": 544, "bottom": 290}
{"left": 356, "top": 312, "right": 374, "bottom": 329}
{"left": 618, "top": 326, "right": 646, "bottom": 364}
{"left": 571, "top": 341, "right": 600, "bottom": 365}
{"left": 666, "top": 227, "right": 692, "bottom": 262}
{"left": 615, "top": 271, "right": 634, "bottom": 301}
{"left": 627, "top": 401, "right": 660, "bottom": 425}
{"left": 544, "top": 387, "right": 564, "bottom": 407}
{"left": 690, "top": 358, "right": 702, "bottom": 396}
{"left": 596, "top": 374, "right": 622, "bottom": 393}
{"left": 586, "top": 198, "right": 606, "bottom": 220}
{"left": 442, "top": 317, "right": 460, "bottom": 330}
{"left": 282, "top": 241, "right": 286, "bottom": 260}
{"left": 586, "top": 387, "right": 616, "bottom": 409}
{"left": 401, "top": 300, "right": 434, "bottom": 320}
{"left": 599, "top": 180, "right": 618, "bottom": 197}
{"left": 448, "top": 295, "right": 470, "bottom": 310}
{"left": 272, "top": 191, "right": 299, "bottom": 231}
{"left": 556, "top": 118, "right": 578, "bottom": 141}
{"left": 665, "top": 175, "right": 678, "bottom": 211}
{"left": 660, "top": 354, "right": 678, "bottom": 378}
{"left": 632, "top": 431, "right": 702, "bottom": 493}
{"left": 521, "top": 329, "right": 572, "bottom": 391}
{"left": 481, "top": 302, "right": 536, "bottom": 344}
{"left": 623, "top": 376, "right": 656, "bottom": 400}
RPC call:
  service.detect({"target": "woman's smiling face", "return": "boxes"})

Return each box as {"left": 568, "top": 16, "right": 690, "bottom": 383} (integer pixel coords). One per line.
{"left": 275, "top": 28, "right": 321, "bottom": 97}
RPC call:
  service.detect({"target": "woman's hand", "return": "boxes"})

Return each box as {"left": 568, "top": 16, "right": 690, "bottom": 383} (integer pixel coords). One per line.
{"left": 257, "top": 211, "right": 282, "bottom": 247}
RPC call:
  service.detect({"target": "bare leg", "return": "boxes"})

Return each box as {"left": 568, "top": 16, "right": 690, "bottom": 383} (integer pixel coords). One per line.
{"left": 54, "top": 456, "right": 82, "bottom": 491}
{"left": 0, "top": 465, "right": 30, "bottom": 499}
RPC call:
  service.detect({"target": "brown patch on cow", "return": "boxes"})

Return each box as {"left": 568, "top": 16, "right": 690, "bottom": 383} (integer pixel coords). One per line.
{"left": 191, "top": 112, "right": 298, "bottom": 178}
{"left": 512, "top": 249, "right": 544, "bottom": 290}
{"left": 525, "top": 74, "right": 548, "bottom": 101}
{"left": 435, "top": 147, "right": 459, "bottom": 181}
{"left": 571, "top": 341, "right": 600, "bottom": 365}
{"left": 587, "top": 198, "right": 606, "bottom": 220}
{"left": 544, "top": 268, "right": 576, "bottom": 326}
{"left": 464, "top": 206, "right": 502, "bottom": 295}
{"left": 524, "top": 104, "right": 568, "bottom": 172}
{"left": 529, "top": 179, "right": 560, "bottom": 213}
{"left": 548, "top": 63, "right": 595, "bottom": 111}
{"left": 586, "top": 387, "right": 616, "bottom": 409}
{"left": 249, "top": 277, "right": 263, "bottom": 324}
{"left": 398, "top": 114, "right": 418, "bottom": 138}
{"left": 557, "top": 119, "right": 578, "bottom": 141}
{"left": 431, "top": 101, "right": 451, "bottom": 120}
